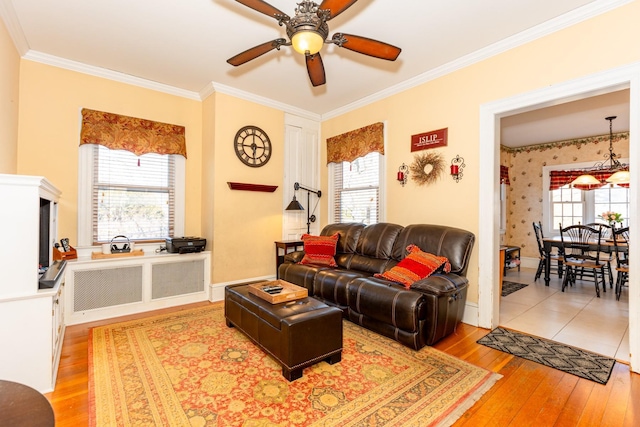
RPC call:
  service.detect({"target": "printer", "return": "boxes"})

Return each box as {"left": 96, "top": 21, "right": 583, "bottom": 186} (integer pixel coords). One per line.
{"left": 166, "top": 237, "right": 206, "bottom": 254}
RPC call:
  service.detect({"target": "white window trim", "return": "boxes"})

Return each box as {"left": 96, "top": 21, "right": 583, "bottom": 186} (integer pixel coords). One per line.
{"left": 542, "top": 158, "right": 629, "bottom": 236}
{"left": 77, "top": 144, "right": 185, "bottom": 248}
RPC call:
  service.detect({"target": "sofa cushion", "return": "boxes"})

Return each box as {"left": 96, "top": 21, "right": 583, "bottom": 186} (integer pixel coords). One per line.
{"left": 374, "top": 244, "right": 451, "bottom": 288}
{"left": 349, "top": 223, "right": 403, "bottom": 273}
{"left": 300, "top": 233, "right": 339, "bottom": 266}
{"left": 321, "top": 223, "right": 366, "bottom": 254}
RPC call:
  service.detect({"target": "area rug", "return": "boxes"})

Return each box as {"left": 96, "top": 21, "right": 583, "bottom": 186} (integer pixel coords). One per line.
{"left": 501, "top": 281, "right": 528, "bottom": 297}
{"left": 89, "top": 303, "right": 501, "bottom": 426}
{"left": 477, "top": 327, "right": 615, "bottom": 385}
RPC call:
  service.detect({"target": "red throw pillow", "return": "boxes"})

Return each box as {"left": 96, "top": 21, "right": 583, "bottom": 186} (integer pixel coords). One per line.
{"left": 374, "top": 244, "right": 451, "bottom": 288}
{"left": 299, "top": 233, "right": 339, "bottom": 267}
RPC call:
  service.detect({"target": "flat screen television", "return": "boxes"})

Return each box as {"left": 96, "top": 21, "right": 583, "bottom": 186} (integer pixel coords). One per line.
{"left": 38, "top": 197, "right": 65, "bottom": 289}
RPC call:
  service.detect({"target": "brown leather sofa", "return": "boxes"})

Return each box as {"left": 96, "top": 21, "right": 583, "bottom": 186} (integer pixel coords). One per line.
{"left": 278, "top": 223, "right": 475, "bottom": 350}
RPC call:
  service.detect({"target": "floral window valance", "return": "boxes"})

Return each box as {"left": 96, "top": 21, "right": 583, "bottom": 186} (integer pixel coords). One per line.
{"left": 327, "top": 122, "right": 384, "bottom": 164}
{"left": 500, "top": 165, "right": 510, "bottom": 185}
{"left": 549, "top": 168, "right": 629, "bottom": 191}
{"left": 80, "top": 108, "right": 187, "bottom": 158}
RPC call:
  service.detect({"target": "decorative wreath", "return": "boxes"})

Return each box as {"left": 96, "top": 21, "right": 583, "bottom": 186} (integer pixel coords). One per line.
{"left": 410, "top": 152, "right": 445, "bottom": 186}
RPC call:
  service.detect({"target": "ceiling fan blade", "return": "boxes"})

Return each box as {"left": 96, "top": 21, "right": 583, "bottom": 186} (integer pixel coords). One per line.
{"left": 318, "top": 0, "right": 359, "bottom": 20}
{"left": 235, "top": 0, "right": 289, "bottom": 21}
{"left": 306, "top": 53, "right": 326, "bottom": 87}
{"left": 333, "top": 33, "right": 401, "bottom": 61}
{"left": 227, "top": 39, "right": 285, "bottom": 66}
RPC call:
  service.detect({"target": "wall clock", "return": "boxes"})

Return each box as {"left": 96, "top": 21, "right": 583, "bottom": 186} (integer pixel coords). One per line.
{"left": 234, "top": 125, "right": 272, "bottom": 167}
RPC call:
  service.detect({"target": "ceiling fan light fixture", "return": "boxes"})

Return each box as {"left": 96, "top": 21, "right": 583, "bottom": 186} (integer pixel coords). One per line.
{"left": 291, "top": 30, "right": 325, "bottom": 55}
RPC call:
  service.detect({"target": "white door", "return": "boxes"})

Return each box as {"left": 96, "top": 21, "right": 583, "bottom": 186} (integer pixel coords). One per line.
{"left": 283, "top": 114, "right": 321, "bottom": 239}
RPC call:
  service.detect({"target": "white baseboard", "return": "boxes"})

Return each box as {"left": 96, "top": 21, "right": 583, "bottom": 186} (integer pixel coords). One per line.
{"left": 209, "top": 275, "right": 276, "bottom": 302}
{"left": 461, "top": 301, "right": 479, "bottom": 327}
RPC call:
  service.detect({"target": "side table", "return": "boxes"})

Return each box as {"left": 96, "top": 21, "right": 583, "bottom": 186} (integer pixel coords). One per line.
{"left": 275, "top": 240, "right": 304, "bottom": 278}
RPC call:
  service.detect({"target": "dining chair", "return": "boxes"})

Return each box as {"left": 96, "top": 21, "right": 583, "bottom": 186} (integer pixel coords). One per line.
{"left": 532, "top": 221, "right": 563, "bottom": 281}
{"left": 559, "top": 224, "right": 606, "bottom": 297}
{"left": 612, "top": 226, "right": 629, "bottom": 301}
{"left": 585, "top": 222, "right": 614, "bottom": 289}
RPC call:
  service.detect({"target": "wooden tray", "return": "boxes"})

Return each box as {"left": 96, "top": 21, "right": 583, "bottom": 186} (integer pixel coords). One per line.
{"left": 248, "top": 280, "right": 308, "bottom": 304}
{"left": 53, "top": 245, "right": 78, "bottom": 261}
{"left": 91, "top": 249, "right": 145, "bottom": 259}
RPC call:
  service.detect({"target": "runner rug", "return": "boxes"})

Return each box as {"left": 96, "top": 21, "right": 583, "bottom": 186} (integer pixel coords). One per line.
{"left": 501, "top": 281, "right": 528, "bottom": 297}
{"left": 477, "top": 327, "right": 615, "bottom": 385}
{"left": 89, "top": 303, "right": 501, "bottom": 426}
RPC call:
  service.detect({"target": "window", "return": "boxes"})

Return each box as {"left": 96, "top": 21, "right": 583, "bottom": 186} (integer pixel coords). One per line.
{"left": 331, "top": 152, "right": 384, "bottom": 224}
{"left": 545, "top": 162, "right": 629, "bottom": 232}
{"left": 78, "top": 145, "right": 185, "bottom": 246}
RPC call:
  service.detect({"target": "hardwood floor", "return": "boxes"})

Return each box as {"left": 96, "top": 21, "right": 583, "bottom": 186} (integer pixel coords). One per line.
{"left": 45, "top": 301, "right": 640, "bottom": 426}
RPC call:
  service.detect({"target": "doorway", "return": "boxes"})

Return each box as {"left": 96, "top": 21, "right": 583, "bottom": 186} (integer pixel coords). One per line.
{"left": 477, "top": 63, "right": 640, "bottom": 372}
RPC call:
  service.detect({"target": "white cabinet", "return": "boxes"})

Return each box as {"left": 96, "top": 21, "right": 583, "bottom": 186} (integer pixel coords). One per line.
{"left": 0, "top": 174, "right": 65, "bottom": 393}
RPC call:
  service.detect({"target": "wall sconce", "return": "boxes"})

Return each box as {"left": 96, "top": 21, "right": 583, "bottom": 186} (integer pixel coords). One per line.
{"left": 450, "top": 155, "right": 465, "bottom": 183}
{"left": 397, "top": 163, "right": 409, "bottom": 186}
{"left": 285, "top": 182, "right": 321, "bottom": 234}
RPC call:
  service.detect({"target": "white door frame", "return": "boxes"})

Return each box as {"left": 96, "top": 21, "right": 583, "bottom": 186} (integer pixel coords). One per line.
{"left": 478, "top": 62, "right": 640, "bottom": 372}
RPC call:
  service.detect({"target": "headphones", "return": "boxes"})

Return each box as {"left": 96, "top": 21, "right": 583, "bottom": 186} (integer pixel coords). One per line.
{"left": 110, "top": 235, "right": 131, "bottom": 253}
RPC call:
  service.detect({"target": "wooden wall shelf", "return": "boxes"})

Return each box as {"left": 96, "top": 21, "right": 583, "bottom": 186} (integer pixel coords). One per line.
{"left": 227, "top": 182, "right": 278, "bottom": 192}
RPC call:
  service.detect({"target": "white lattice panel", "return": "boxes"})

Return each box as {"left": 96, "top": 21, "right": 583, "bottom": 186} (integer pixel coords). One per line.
{"left": 73, "top": 266, "right": 143, "bottom": 311}
{"left": 152, "top": 259, "right": 205, "bottom": 299}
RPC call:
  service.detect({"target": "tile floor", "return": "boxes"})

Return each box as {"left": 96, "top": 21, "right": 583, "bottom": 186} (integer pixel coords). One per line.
{"left": 499, "top": 267, "right": 629, "bottom": 363}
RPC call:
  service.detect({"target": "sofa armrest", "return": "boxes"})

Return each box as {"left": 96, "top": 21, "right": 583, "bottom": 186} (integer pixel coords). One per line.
{"left": 283, "top": 251, "right": 305, "bottom": 263}
{"left": 409, "top": 273, "right": 468, "bottom": 296}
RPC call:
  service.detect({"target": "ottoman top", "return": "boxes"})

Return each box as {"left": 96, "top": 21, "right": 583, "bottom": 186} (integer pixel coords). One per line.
{"left": 226, "top": 284, "right": 330, "bottom": 330}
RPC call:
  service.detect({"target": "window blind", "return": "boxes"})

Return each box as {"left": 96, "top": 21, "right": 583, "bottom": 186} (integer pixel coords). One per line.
{"left": 92, "top": 145, "right": 175, "bottom": 244}
{"left": 332, "top": 152, "right": 380, "bottom": 225}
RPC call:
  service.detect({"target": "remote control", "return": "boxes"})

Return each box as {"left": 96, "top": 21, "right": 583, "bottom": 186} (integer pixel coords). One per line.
{"left": 262, "top": 285, "right": 283, "bottom": 293}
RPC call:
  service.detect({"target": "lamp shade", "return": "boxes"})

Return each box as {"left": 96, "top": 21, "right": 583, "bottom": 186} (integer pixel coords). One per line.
{"left": 605, "top": 170, "right": 630, "bottom": 185}
{"left": 286, "top": 196, "right": 304, "bottom": 211}
{"left": 571, "top": 174, "right": 602, "bottom": 186}
{"left": 291, "top": 30, "right": 324, "bottom": 55}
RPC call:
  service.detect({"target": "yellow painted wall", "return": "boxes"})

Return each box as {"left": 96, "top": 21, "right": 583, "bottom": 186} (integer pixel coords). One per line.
{"left": 16, "top": 61, "right": 203, "bottom": 244}
{"left": 210, "top": 93, "right": 285, "bottom": 283}
{"left": 321, "top": 1, "right": 640, "bottom": 303}
{"left": 0, "top": 18, "right": 19, "bottom": 174}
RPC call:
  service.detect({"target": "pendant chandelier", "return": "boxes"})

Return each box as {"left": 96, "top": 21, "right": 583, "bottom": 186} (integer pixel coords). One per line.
{"left": 571, "top": 116, "right": 629, "bottom": 188}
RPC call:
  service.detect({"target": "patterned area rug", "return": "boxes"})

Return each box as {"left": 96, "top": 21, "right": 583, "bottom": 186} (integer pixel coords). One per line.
{"left": 89, "top": 303, "right": 501, "bottom": 426}
{"left": 501, "top": 281, "right": 528, "bottom": 297}
{"left": 477, "top": 327, "right": 615, "bottom": 385}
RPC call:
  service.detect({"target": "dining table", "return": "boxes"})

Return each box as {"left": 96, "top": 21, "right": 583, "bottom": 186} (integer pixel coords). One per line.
{"left": 542, "top": 236, "right": 628, "bottom": 286}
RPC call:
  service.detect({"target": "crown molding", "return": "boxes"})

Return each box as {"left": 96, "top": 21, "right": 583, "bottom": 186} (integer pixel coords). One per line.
{"left": 321, "top": 0, "right": 634, "bottom": 120}
{"left": 203, "top": 81, "right": 321, "bottom": 122}
{"left": 0, "top": 0, "right": 29, "bottom": 55}
{"left": 22, "top": 50, "right": 202, "bottom": 101}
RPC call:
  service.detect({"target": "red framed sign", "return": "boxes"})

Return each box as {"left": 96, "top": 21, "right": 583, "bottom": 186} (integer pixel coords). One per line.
{"left": 411, "top": 128, "right": 448, "bottom": 152}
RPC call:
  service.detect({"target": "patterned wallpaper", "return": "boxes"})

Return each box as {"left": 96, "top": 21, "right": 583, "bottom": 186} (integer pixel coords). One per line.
{"left": 500, "top": 132, "right": 629, "bottom": 259}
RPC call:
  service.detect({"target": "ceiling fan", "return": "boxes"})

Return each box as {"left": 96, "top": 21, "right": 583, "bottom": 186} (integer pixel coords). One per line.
{"left": 227, "top": 0, "right": 401, "bottom": 87}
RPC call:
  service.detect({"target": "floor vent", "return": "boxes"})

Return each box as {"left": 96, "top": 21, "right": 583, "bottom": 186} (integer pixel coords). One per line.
{"left": 151, "top": 259, "right": 205, "bottom": 300}
{"left": 73, "top": 266, "right": 143, "bottom": 311}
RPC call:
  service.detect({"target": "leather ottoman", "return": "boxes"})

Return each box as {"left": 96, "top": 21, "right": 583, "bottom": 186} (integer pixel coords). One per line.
{"left": 224, "top": 283, "right": 343, "bottom": 381}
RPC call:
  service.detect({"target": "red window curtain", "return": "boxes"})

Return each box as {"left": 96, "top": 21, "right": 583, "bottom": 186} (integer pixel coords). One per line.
{"left": 549, "top": 168, "right": 629, "bottom": 191}
{"left": 500, "top": 165, "right": 510, "bottom": 185}
{"left": 80, "top": 109, "right": 187, "bottom": 158}
{"left": 327, "top": 122, "right": 384, "bottom": 164}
